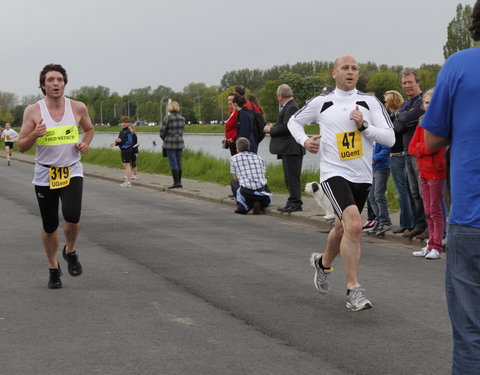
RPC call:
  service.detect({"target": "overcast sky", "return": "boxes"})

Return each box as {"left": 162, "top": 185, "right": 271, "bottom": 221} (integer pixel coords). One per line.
{"left": 0, "top": 0, "right": 476, "bottom": 99}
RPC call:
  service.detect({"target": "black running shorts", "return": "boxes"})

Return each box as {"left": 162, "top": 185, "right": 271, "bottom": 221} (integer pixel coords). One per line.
{"left": 121, "top": 149, "right": 132, "bottom": 163}
{"left": 35, "top": 177, "right": 83, "bottom": 233}
{"left": 320, "top": 176, "right": 371, "bottom": 219}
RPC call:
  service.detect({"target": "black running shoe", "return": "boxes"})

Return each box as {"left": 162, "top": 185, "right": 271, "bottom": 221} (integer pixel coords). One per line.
{"left": 62, "top": 246, "right": 83, "bottom": 277}
{"left": 48, "top": 264, "right": 63, "bottom": 289}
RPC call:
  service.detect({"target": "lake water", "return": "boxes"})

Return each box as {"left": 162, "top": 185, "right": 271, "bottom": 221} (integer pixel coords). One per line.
{"left": 91, "top": 133, "right": 320, "bottom": 171}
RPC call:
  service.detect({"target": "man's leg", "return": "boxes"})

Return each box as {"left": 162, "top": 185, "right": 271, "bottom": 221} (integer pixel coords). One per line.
{"left": 60, "top": 178, "right": 83, "bottom": 276}
{"left": 446, "top": 225, "right": 480, "bottom": 374}
{"left": 338, "top": 205, "right": 363, "bottom": 289}
{"left": 406, "top": 155, "right": 427, "bottom": 232}
{"left": 123, "top": 163, "right": 132, "bottom": 182}
{"left": 5, "top": 145, "right": 11, "bottom": 162}
{"left": 321, "top": 217, "right": 343, "bottom": 268}
{"left": 282, "top": 155, "right": 303, "bottom": 208}
{"left": 41, "top": 230, "right": 60, "bottom": 268}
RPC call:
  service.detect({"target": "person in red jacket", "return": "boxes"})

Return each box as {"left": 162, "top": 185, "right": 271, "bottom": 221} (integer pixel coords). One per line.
{"left": 408, "top": 89, "right": 446, "bottom": 259}
{"left": 224, "top": 93, "right": 238, "bottom": 156}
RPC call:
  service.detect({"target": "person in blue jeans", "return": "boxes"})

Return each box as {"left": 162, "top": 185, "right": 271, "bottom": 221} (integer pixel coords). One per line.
{"left": 160, "top": 101, "right": 185, "bottom": 189}
{"left": 422, "top": 3, "right": 480, "bottom": 372}
{"left": 367, "top": 142, "right": 392, "bottom": 235}
{"left": 384, "top": 90, "right": 415, "bottom": 233}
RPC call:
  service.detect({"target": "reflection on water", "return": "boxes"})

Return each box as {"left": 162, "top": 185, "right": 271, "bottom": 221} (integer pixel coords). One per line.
{"left": 91, "top": 132, "right": 320, "bottom": 171}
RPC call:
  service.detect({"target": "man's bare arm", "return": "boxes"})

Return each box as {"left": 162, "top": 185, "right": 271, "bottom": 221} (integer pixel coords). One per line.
{"left": 74, "top": 101, "right": 94, "bottom": 154}
{"left": 424, "top": 129, "right": 450, "bottom": 151}
{"left": 18, "top": 104, "right": 46, "bottom": 152}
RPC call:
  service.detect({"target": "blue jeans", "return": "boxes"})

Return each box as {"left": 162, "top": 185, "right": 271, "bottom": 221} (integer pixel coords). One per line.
{"left": 405, "top": 155, "right": 427, "bottom": 231}
{"left": 390, "top": 155, "right": 415, "bottom": 229}
{"left": 369, "top": 168, "right": 391, "bottom": 225}
{"left": 446, "top": 224, "right": 480, "bottom": 374}
{"left": 166, "top": 149, "right": 182, "bottom": 170}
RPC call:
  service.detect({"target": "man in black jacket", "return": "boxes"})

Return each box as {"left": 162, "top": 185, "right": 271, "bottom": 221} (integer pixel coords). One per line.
{"left": 264, "top": 84, "right": 305, "bottom": 213}
{"left": 393, "top": 68, "right": 427, "bottom": 239}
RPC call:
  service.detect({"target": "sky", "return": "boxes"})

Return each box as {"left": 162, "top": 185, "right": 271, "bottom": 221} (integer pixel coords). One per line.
{"left": 0, "top": 0, "right": 477, "bottom": 99}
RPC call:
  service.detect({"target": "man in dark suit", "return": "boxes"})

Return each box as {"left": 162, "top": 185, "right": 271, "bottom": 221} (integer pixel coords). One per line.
{"left": 264, "top": 84, "right": 305, "bottom": 213}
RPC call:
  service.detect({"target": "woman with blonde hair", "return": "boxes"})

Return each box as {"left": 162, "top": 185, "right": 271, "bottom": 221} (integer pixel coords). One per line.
{"left": 385, "top": 90, "right": 416, "bottom": 235}
{"left": 160, "top": 101, "right": 185, "bottom": 188}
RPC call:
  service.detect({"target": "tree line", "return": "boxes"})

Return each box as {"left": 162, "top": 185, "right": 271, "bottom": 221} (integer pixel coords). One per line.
{"left": 0, "top": 3, "right": 475, "bottom": 127}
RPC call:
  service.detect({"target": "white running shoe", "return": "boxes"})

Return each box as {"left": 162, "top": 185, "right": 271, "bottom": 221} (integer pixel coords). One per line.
{"left": 346, "top": 286, "right": 373, "bottom": 311}
{"left": 412, "top": 247, "right": 429, "bottom": 257}
{"left": 132, "top": 175, "right": 139, "bottom": 180}
{"left": 120, "top": 182, "right": 132, "bottom": 188}
{"left": 310, "top": 253, "right": 334, "bottom": 294}
{"left": 425, "top": 249, "right": 442, "bottom": 260}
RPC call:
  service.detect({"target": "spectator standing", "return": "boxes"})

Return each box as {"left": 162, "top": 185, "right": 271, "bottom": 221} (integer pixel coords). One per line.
{"left": 231, "top": 94, "right": 256, "bottom": 153}
{"left": 111, "top": 116, "right": 133, "bottom": 188}
{"left": 393, "top": 68, "right": 427, "bottom": 240}
{"left": 264, "top": 84, "right": 304, "bottom": 213}
{"left": 129, "top": 125, "right": 139, "bottom": 180}
{"left": 160, "top": 101, "right": 185, "bottom": 189}
{"left": 224, "top": 93, "right": 238, "bottom": 156}
{"left": 367, "top": 141, "right": 392, "bottom": 235}
{"left": 384, "top": 90, "right": 416, "bottom": 234}
{"left": 422, "top": 3, "right": 480, "bottom": 371}
{"left": 409, "top": 89, "right": 446, "bottom": 260}
{"left": 230, "top": 137, "right": 271, "bottom": 214}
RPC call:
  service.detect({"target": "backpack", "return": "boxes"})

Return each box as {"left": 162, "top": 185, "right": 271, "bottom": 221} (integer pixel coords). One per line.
{"left": 249, "top": 102, "right": 266, "bottom": 144}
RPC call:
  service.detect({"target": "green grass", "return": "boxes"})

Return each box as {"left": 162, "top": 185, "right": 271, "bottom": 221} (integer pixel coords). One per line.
{"left": 92, "top": 123, "right": 320, "bottom": 135}
{"left": 80, "top": 147, "right": 400, "bottom": 210}
{"left": 15, "top": 140, "right": 399, "bottom": 209}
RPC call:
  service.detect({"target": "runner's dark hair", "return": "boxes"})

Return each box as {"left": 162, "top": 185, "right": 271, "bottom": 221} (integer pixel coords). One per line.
{"left": 469, "top": 0, "right": 480, "bottom": 41}
{"left": 39, "top": 64, "right": 68, "bottom": 95}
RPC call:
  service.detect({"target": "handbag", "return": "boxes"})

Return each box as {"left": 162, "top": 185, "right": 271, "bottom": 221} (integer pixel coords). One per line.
{"left": 221, "top": 139, "right": 229, "bottom": 149}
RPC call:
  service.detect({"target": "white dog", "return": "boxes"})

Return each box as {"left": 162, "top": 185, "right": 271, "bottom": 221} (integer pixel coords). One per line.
{"left": 304, "top": 182, "right": 336, "bottom": 221}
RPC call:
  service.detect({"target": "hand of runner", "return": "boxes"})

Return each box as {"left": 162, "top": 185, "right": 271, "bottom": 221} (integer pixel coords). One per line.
{"left": 76, "top": 142, "right": 89, "bottom": 154}
{"left": 304, "top": 135, "right": 321, "bottom": 154}
{"left": 34, "top": 119, "right": 47, "bottom": 137}
{"left": 349, "top": 105, "right": 364, "bottom": 128}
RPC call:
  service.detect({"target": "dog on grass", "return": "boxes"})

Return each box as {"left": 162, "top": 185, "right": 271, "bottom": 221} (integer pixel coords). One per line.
{"left": 304, "top": 182, "right": 336, "bottom": 221}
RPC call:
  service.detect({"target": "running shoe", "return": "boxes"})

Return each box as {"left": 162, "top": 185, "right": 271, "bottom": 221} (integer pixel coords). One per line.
{"left": 48, "top": 263, "right": 63, "bottom": 289}
{"left": 362, "top": 220, "right": 375, "bottom": 231}
{"left": 425, "top": 249, "right": 442, "bottom": 260}
{"left": 310, "top": 253, "right": 334, "bottom": 294}
{"left": 131, "top": 175, "right": 139, "bottom": 180}
{"left": 120, "top": 182, "right": 132, "bottom": 188}
{"left": 412, "top": 247, "right": 429, "bottom": 257}
{"left": 346, "top": 286, "right": 373, "bottom": 311}
{"left": 62, "top": 246, "right": 83, "bottom": 277}
{"left": 363, "top": 220, "right": 378, "bottom": 232}
{"left": 373, "top": 223, "right": 392, "bottom": 236}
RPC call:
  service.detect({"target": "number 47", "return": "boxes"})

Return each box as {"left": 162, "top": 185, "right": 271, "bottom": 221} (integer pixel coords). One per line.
{"left": 342, "top": 132, "right": 356, "bottom": 149}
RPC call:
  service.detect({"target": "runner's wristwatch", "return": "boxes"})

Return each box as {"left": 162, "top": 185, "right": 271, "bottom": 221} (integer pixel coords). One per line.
{"left": 359, "top": 121, "right": 369, "bottom": 132}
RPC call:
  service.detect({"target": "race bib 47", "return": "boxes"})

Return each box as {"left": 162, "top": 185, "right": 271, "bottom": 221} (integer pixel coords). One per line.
{"left": 336, "top": 130, "right": 363, "bottom": 161}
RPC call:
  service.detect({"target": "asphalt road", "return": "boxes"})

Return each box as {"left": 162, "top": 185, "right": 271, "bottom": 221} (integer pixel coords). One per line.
{"left": 0, "top": 160, "right": 452, "bottom": 375}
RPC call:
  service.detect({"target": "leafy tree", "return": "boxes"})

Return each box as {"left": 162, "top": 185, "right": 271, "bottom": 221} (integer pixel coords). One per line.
{"left": 258, "top": 80, "right": 280, "bottom": 122}
{"left": 137, "top": 101, "right": 160, "bottom": 122}
{"left": 365, "top": 71, "right": 402, "bottom": 98}
{"left": 0, "top": 91, "right": 18, "bottom": 112}
{"left": 443, "top": 4, "right": 473, "bottom": 59}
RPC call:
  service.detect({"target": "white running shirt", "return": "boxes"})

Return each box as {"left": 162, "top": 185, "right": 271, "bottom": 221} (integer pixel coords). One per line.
{"left": 288, "top": 88, "right": 395, "bottom": 184}
{"left": 2, "top": 129, "right": 18, "bottom": 142}
{"left": 33, "top": 97, "right": 83, "bottom": 186}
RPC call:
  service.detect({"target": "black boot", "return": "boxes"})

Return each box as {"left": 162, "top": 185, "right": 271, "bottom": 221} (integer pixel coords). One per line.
{"left": 168, "top": 170, "right": 179, "bottom": 189}
{"left": 177, "top": 170, "right": 183, "bottom": 188}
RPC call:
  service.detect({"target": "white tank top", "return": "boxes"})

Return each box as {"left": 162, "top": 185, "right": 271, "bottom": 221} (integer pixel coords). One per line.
{"left": 33, "top": 97, "right": 83, "bottom": 186}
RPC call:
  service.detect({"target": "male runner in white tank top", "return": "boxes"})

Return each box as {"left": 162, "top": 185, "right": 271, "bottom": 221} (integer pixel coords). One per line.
{"left": 18, "top": 64, "right": 94, "bottom": 289}
{"left": 288, "top": 55, "right": 395, "bottom": 311}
